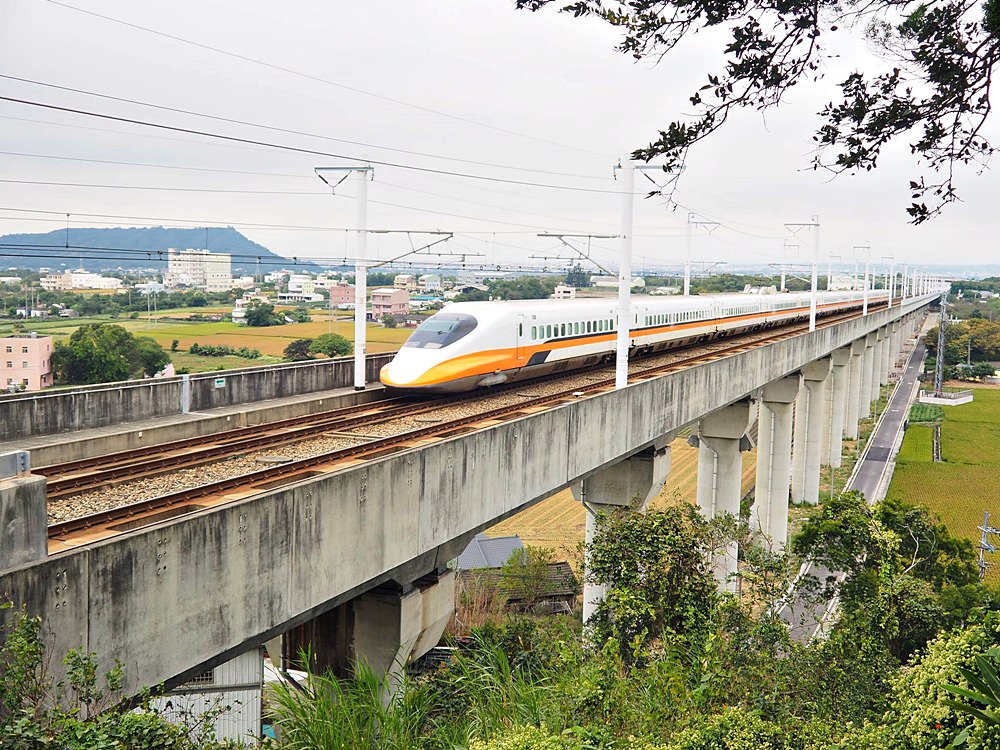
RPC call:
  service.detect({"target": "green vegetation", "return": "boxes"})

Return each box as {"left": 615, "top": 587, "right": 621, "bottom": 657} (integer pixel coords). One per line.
{"left": 310, "top": 333, "right": 352, "bottom": 358}
{"left": 243, "top": 300, "right": 284, "bottom": 327}
{"left": 188, "top": 343, "right": 260, "bottom": 359}
{"left": 50, "top": 323, "right": 170, "bottom": 384}
{"left": 897, "top": 425, "right": 934, "bottom": 463}
{"left": 0, "top": 602, "right": 230, "bottom": 749}
{"left": 283, "top": 339, "right": 314, "bottom": 361}
{"left": 264, "top": 495, "right": 1000, "bottom": 749}
{"left": 891, "top": 389, "right": 1000, "bottom": 543}
{"left": 909, "top": 403, "right": 944, "bottom": 423}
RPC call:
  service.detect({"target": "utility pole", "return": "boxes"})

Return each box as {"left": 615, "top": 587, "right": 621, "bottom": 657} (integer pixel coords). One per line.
{"left": 781, "top": 240, "right": 798, "bottom": 292}
{"left": 828, "top": 253, "right": 841, "bottom": 291}
{"left": 316, "top": 165, "right": 374, "bottom": 391}
{"left": 978, "top": 512, "right": 1000, "bottom": 580}
{"left": 686, "top": 214, "right": 719, "bottom": 296}
{"left": 854, "top": 244, "right": 871, "bottom": 316}
{"left": 616, "top": 161, "right": 636, "bottom": 390}
{"left": 785, "top": 217, "right": 820, "bottom": 330}
{"left": 934, "top": 291, "right": 947, "bottom": 397}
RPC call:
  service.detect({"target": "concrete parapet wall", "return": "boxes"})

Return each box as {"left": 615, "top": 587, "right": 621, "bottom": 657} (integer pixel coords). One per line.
{"left": 0, "top": 354, "right": 394, "bottom": 442}
{"left": 0, "top": 300, "right": 932, "bottom": 696}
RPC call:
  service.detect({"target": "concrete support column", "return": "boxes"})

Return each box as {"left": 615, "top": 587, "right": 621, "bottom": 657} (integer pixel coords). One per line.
{"left": 0, "top": 451, "right": 45, "bottom": 573}
{"left": 696, "top": 401, "right": 751, "bottom": 591}
{"left": 791, "top": 358, "right": 832, "bottom": 505}
{"left": 827, "top": 347, "right": 852, "bottom": 468}
{"left": 352, "top": 572, "right": 456, "bottom": 700}
{"left": 860, "top": 333, "right": 877, "bottom": 419}
{"left": 882, "top": 325, "right": 896, "bottom": 385}
{"left": 750, "top": 375, "right": 800, "bottom": 550}
{"left": 870, "top": 330, "right": 885, "bottom": 404}
{"left": 889, "top": 322, "right": 902, "bottom": 373}
{"left": 844, "top": 339, "right": 866, "bottom": 440}
{"left": 573, "top": 441, "right": 671, "bottom": 622}
{"left": 820, "top": 374, "right": 835, "bottom": 466}
{"left": 282, "top": 569, "right": 456, "bottom": 702}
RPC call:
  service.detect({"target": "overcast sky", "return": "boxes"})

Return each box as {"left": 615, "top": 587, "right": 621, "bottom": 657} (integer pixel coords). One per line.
{"left": 1, "top": 0, "right": 996, "bottom": 275}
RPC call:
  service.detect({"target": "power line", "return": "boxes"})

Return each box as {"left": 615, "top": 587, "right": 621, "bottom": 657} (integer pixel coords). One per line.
{"left": 0, "top": 151, "right": 616, "bottom": 229}
{"left": 0, "top": 74, "right": 608, "bottom": 180}
{"left": 44, "top": 0, "right": 610, "bottom": 159}
{"left": 0, "top": 94, "right": 633, "bottom": 195}
{"left": 0, "top": 149, "right": 310, "bottom": 179}
{"left": 0, "top": 177, "right": 601, "bottom": 231}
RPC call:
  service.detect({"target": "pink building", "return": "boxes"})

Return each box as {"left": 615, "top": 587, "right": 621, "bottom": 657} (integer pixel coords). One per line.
{"left": 1, "top": 334, "right": 53, "bottom": 391}
{"left": 327, "top": 282, "right": 355, "bottom": 305}
{"left": 371, "top": 288, "right": 409, "bottom": 319}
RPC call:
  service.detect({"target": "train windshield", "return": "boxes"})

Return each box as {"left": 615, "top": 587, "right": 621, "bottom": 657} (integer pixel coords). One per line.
{"left": 403, "top": 313, "right": 478, "bottom": 349}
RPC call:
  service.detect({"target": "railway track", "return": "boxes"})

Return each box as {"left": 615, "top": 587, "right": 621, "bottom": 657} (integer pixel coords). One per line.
{"left": 47, "top": 307, "right": 869, "bottom": 544}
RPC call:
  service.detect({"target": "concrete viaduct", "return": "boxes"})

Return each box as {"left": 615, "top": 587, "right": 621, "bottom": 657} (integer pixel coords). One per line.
{"left": 0, "top": 293, "right": 937, "bottom": 702}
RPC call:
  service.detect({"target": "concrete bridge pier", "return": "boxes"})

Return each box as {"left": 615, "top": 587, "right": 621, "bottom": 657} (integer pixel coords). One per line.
{"left": 860, "top": 333, "right": 878, "bottom": 419}
{"left": 844, "top": 339, "right": 866, "bottom": 440}
{"left": 889, "top": 322, "right": 902, "bottom": 373}
{"left": 573, "top": 441, "right": 671, "bottom": 622}
{"left": 875, "top": 328, "right": 889, "bottom": 392}
{"left": 791, "top": 358, "right": 832, "bottom": 505}
{"left": 278, "top": 569, "right": 456, "bottom": 702}
{"left": 881, "top": 325, "right": 894, "bottom": 381}
{"left": 750, "top": 375, "right": 800, "bottom": 550}
{"left": 825, "top": 347, "right": 852, "bottom": 468}
{"left": 0, "top": 451, "right": 46, "bottom": 573}
{"left": 696, "top": 401, "right": 752, "bottom": 591}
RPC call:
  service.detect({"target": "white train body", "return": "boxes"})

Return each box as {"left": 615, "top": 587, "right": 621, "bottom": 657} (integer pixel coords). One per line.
{"left": 379, "top": 290, "right": 888, "bottom": 393}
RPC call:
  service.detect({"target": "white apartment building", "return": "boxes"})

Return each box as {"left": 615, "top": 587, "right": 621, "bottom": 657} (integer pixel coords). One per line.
{"left": 287, "top": 274, "right": 315, "bottom": 294}
{"left": 40, "top": 270, "right": 122, "bottom": 290}
{"left": 418, "top": 274, "right": 442, "bottom": 291}
{"left": 165, "top": 248, "right": 232, "bottom": 291}
{"left": 393, "top": 274, "right": 417, "bottom": 291}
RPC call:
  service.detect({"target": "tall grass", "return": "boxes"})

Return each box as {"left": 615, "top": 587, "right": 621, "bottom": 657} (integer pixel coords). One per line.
{"left": 269, "top": 660, "right": 433, "bottom": 749}
{"left": 269, "top": 634, "right": 562, "bottom": 749}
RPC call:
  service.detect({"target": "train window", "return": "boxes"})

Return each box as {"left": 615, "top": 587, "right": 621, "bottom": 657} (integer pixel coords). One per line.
{"left": 559, "top": 323, "right": 565, "bottom": 337}
{"left": 574, "top": 322, "right": 580, "bottom": 335}
{"left": 586, "top": 321, "right": 591, "bottom": 333}
{"left": 531, "top": 326, "right": 536, "bottom": 339}
{"left": 403, "top": 313, "right": 478, "bottom": 349}
{"left": 546, "top": 324, "right": 552, "bottom": 338}
{"left": 519, "top": 323, "right": 523, "bottom": 337}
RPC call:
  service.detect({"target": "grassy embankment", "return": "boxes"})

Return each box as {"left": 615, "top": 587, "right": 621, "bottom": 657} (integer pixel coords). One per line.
{"left": 888, "top": 387, "right": 1000, "bottom": 544}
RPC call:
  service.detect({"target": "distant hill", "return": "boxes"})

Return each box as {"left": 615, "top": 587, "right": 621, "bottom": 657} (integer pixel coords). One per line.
{"left": 0, "top": 226, "right": 320, "bottom": 273}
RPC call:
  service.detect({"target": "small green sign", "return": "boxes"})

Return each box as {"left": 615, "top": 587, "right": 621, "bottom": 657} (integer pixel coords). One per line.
{"left": 214, "top": 378, "right": 226, "bottom": 388}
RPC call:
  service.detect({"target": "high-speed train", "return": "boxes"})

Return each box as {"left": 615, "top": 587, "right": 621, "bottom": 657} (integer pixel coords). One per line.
{"left": 379, "top": 290, "right": 889, "bottom": 394}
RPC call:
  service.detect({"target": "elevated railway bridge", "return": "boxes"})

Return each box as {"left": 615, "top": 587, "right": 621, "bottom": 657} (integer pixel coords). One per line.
{"left": 0, "top": 291, "right": 938, "bottom": 726}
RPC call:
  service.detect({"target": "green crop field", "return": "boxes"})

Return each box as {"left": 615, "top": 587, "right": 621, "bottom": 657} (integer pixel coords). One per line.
{"left": 889, "top": 387, "right": 1000, "bottom": 546}
{"left": 896, "top": 425, "right": 934, "bottom": 463}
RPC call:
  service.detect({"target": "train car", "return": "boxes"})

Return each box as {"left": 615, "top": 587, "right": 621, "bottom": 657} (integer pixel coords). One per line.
{"left": 379, "top": 290, "right": 888, "bottom": 393}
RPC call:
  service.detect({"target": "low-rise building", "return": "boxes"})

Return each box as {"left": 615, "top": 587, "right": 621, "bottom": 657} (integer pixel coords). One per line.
{"left": 276, "top": 292, "right": 324, "bottom": 303}
{"left": 418, "top": 274, "right": 442, "bottom": 291}
{"left": 326, "top": 282, "right": 355, "bottom": 305}
{"left": 552, "top": 284, "right": 576, "bottom": 300}
{"left": 0, "top": 276, "right": 21, "bottom": 286}
{"left": 1, "top": 333, "right": 53, "bottom": 391}
{"left": 371, "top": 288, "right": 410, "bottom": 319}
{"left": 590, "top": 275, "right": 645, "bottom": 289}
{"left": 232, "top": 290, "right": 271, "bottom": 324}
{"left": 393, "top": 274, "right": 417, "bottom": 291}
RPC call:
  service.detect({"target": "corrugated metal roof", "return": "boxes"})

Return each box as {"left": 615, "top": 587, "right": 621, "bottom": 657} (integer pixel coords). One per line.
{"left": 456, "top": 533, "right": 524, "bottom": 569}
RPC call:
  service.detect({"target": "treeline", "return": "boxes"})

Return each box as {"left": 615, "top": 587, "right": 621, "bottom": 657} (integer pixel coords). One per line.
{"left": 0, "top": 288, "right": 239, "bottom": 317}
{"left": 189, "top": 343, "right": 260, "bottom": 359}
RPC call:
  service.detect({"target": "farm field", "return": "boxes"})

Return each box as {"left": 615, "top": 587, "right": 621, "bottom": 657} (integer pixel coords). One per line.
{"left": 888, "top": 387, "right": 1000, "bottom": 544}
{"left": 1, "top": 311, "right": 410, "bottom": 372}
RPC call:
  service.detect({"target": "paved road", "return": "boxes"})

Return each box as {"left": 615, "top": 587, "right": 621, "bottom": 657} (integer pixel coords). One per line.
{"left": 848, "top": 341, "right": 926, "bottom": 500}
{"left": 779, "top": 339, "right": 926, "bottom": 640}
